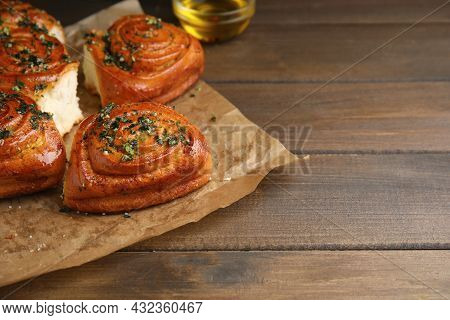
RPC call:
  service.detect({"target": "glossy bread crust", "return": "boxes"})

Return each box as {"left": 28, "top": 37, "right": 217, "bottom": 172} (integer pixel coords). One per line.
{"left": 64, "top": 101, "right": 212, "bottom": 213}
{"left": 0, "top": 25, "right": 78, "bottom": 101}
{"left": 83, "top": 14, "right": 204, "bottom": 105}
{"left": 0, "top": 1, "right": 63, "bottom": 40}
{"left": 0, "top": 90, "right": 66, "bottom": 198}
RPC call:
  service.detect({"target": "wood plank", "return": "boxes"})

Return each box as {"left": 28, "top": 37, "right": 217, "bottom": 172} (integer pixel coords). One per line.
{"left": 32, "top": 0, "right": 450, "bottom": 27}
{"left": 212, "top": 82, "right": 450, "bottom": 152}
{"left": 203, "top": 23, "right": 450, "bottom": 82}
{"left": 124, "top": 154, "right": 450, "bottom": 251}
{"left": 249, "top": 0, "right": 450, "bottom": 25}
{"left": 1, "top": 251, "right": 449, "bottom": 299}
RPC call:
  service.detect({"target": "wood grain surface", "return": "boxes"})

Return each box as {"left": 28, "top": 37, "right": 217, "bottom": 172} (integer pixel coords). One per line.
{"left": 8, "top": 0, "right": 450, "bottom": 299}
{"left": 203, "top": 23, "right": 450, "bottom": 82}
{"left": 249, "top": 0, "right": 450, "bottom": 25}
{"left": 1, "top": 251, "right": 449, "bottom": 299}
{"left": 127, "top": 154, "right": 450, "bottom": 251}
{"left": 213, "top": 82, "right": 450, "bottom": 152}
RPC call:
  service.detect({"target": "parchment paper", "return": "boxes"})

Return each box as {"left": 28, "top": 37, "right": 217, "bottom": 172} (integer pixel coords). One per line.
{"left": 0, "top": 0, "right": 297, "bottom": 287}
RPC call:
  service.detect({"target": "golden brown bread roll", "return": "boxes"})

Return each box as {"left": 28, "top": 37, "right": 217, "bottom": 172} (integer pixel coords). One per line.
{"left": 0, "top": 0, "right": 65, "bottom": 43}
{"left": 64, "top": 101, "right": 212, "bottom": 213}
{"left": 83, "top": 14, "right": 204, "bottom": 105}
{"left": 0, "top": 22, "right": 82, "bottom": 135}
{"left": 0, "top": 90, "right": 66, "bottom": 198}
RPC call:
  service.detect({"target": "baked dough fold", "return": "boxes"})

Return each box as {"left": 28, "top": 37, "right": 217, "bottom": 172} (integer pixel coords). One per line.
{"left": 83, "top": 14, "right": 204, "bottom": 105}
{"left": 64, "top": 101, "right": 212, "bottom": 213}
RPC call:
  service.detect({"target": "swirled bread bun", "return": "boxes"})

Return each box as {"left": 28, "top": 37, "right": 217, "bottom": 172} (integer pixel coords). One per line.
{"left": 83, "top": 15, "right": 204, "bottom": 105}
{"left": 64, "top": 101, "right": 212, "bottom": 213}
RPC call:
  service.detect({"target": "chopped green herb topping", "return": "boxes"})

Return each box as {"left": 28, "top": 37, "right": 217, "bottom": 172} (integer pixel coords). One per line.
{"left": 168, "top": 136, "right": 178, "bottom": 146}
{"left": 97, "top": 102, "right": 117, "bottom": 124}
{"left": 101, "top": 33, "right": 133, "bottom": 71}
{"left": 95, "top": 103, "right": 190, "bottom": 161}
{"left": 18, "top": 18, "right": 49, "bottom": 34}
{"left": 146, "top": 17, "right": 163, "bottom": 29}
{"left": 39, "top": 34, "right": 54, "bottom": 49}
{"left": 14, "top": 100, "right": 52, "bottom": 129}
{"left": 11, "top": 80, "right": 25, "bottom": 92}
{"left": 34, "top": 83, "right": 47, "bottom": 93}
{"left": 179, "top": 134, "right": 190, "bottom": 145}
{"left": 154, "top": 125, "right": 190, "bottom": 147}
{"left": 0, "top": 128, "right": 10, "bottom": 140}
{"left": 83, "top": 32, "right": 96, "bottom": 44}
{"left": 138, "top": 116, "right": 155, "bottom": 133}
{"left": 176, "top": 121, "right": 186, "bottom": 133}
{"left": 155, "top": 135, "right": 163, "bottom": 145}
{"left": 62, "top": 54, "right": 72, "bottom": 63}
{"left": 103, "top": 53, "right": 114, "bottom": 65}
{"left": 0, "top": 26, "right": 10, "bottom": 39}
{"left": 30, "top": 110, "right": 52, "bottom": 129}
{"left": 0, "top": 92, "right": 52, "bottom": 133}
{"left": 15, "top": 101, "right": 29, "bottom": 114}
{"left": 12, "top": 48, "right": 47, "bottom": 72}
{"left": 121, "top": 139, "right": 138, "bottom": 162}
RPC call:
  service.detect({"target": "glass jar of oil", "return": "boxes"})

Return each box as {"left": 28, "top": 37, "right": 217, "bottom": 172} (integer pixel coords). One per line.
{"left": 172, "top": 0, "right": 255, "bottom": 43}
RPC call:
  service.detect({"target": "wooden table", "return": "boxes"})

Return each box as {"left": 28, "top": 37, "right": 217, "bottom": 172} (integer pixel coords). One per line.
{"left": 1, "top": 0, "right": 450, "bottom": 299}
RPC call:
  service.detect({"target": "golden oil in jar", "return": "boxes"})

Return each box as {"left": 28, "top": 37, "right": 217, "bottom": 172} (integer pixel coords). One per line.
{"left": 172, "top": 0, "right": 255, "bottom": 43}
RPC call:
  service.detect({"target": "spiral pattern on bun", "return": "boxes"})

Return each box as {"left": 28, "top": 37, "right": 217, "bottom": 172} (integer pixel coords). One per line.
{"left": 64, "top": 101, "right": 212, "bottom": 213}
{"left": 0, "top": 0, "right": 64, "bottom": 43}
{"left": 0, "top": 89, "right": 66, "bottom": 198}
{"left": 0, "top": 27, "right": 76, "bottom": 99}
{"left": 83, "top": 15, "right": 204, "bottom": 105}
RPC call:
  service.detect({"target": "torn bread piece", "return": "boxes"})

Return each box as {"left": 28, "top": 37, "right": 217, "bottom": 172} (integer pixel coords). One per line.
{"left": 0, "top": 29, "right": 82, "bottom": 136}
{"left": 34, "top": 62, "right": 83, "bottom": 135}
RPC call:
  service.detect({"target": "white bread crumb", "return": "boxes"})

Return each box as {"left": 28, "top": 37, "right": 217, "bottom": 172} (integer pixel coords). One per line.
{"left": 36, "top": 65, "right": 83, "bottom": 136}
